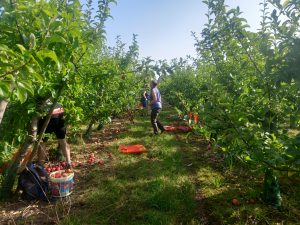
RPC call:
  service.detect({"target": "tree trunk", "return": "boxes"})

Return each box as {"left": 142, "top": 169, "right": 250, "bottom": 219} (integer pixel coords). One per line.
{"left": 0, "top": 100, "right": 9, "bottom": 125}
{"left": 84, "top": 119, "right": 95, "bottom": 139}
{"left": 0, "top": 117, "right": 38, "bottom": 199}
{"left": 97, "top": 122, "right": 104, "bottom": 130}
{"left": 0, "top": 82, "right": 15, "bottom": 126}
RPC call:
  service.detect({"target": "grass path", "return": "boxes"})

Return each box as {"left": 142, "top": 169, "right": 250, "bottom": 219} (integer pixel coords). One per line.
{"left": 63, "top": 105, "right": 299, "bottom": 225}
{"left": 65, "top": 106, "right": 207, "bottom": 224}
{"left": 1, "top": 106, "right": 299, "bottom": 225}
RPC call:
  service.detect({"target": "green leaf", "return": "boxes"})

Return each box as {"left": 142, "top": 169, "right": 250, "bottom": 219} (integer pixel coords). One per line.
{"left": 38, "top": 50, "right": 58, "bottom": 63}
{"left": 0, "top": 82, "right": 11, "bottom": 98}
{"left": 227, "top": 9, "right": 235, "bottom": 15}
{"left": 0, "top": 44, "right": 9, "bottom": 51}
{"left": 45, "top": 34, "right": 67, "bottom": 45}
{"left": 32, "top": 72, "right": 44, "bottom": 83}
{"left": 29, "top": 33, "right": 36, "bottom": 49}
{"left": 16, "top": 44, "right": 27, "bottom": 54}
{"left": 42, "top": 8, "right": 54, "bottom": 17}
{"left": 270, "top": 133, "right": 277, "bottom": 141}
{"left": 25, "top": 65, "right": 35, "bottom": 74}
{"left": 72, "top": 37, "right": 79, "bottom": 49}
{"left": 37, "top": 50, "right": 61, "bottom": 70}
{"left": 49, "top": 21, "right": 62, "bottom": 31}
{"left": 15, "top": 88, "right": 27, "bottom": 103}
{"left": 238, "top": 117, "right": 247, "bottom": 123}
{"left": 244, "top": 155, "right": 251, "bottom": 161}
{"left": 6, "top": 74, "right": 15, "bottom": 82}
{"left": 18, "top": 81, "right": 34, "bottom": 96}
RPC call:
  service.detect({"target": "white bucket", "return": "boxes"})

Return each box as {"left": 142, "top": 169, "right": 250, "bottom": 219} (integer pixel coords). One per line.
{"left": 49, "top": 170, "right": 74, "bottom": 197}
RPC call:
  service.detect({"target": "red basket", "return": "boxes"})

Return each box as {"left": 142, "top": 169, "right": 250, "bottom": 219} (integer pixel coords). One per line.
{"left": 119, "top": 145, "right": 146, "bottom": 154}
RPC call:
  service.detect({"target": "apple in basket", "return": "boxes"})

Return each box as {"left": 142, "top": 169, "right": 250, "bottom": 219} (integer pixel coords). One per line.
{"left": 65, "top": 168, "right": 72, "bottom": 173}
{"left": 51, "top": 169, "right": 72, "bottom": 179}
{"left": 61, "top": 172, "right": 69, "bottom": 177}
{"left": 53, "top": 172, "right": 62, "bottom": 178}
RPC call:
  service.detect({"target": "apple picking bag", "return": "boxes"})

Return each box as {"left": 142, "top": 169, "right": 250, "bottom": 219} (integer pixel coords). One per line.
{"left": 18, "top": 162, "right": 49, "bottom": 201}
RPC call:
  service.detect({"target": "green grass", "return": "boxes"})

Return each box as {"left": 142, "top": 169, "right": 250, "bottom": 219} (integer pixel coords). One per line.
{"left": 1, "top": 107, "right": 298, "bottom": 224}
{"left": 59, "top": 107, "right": 300, "bottom": 225}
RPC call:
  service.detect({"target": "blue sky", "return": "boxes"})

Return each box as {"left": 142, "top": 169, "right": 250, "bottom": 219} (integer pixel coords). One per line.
{"left": 85, "top": 0, "right": 263, "bottom": 61}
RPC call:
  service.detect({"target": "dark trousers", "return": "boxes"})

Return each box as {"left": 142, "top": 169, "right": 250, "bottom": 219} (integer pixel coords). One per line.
{"left": 151, "top": 108, "right": 164, "bottom": 134}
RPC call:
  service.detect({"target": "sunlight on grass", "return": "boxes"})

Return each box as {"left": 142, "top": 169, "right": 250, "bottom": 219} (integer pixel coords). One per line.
{"left": 196, "top": 168, "right": 225, "bottom": 189}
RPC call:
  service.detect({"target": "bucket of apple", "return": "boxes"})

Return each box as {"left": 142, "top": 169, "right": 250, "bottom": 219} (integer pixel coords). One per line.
{"left": 49, "top": 169, "right": 74, "bottom": 198}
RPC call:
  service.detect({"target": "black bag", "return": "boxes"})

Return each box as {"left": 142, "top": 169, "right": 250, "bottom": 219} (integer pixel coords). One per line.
{"left": 18, "top": 162, "right": 49, "bottom": 201}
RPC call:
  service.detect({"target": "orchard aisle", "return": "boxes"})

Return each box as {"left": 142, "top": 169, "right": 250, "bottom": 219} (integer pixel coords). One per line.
{"left": 64, "top": 106, "right": 212, "bottom": 224}
{"left": 1, "top": 106, "right": 299, "bottom": 224}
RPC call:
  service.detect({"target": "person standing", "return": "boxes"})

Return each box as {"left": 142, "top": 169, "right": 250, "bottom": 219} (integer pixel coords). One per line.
{"left": 150, "top": 80, "right": 165, "bottom": 135}
{"left": 140, "top": 90, "right": 149, "bottom": 116}
{"left": 37, "top": 100, "right": 72, "bottom": 169}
